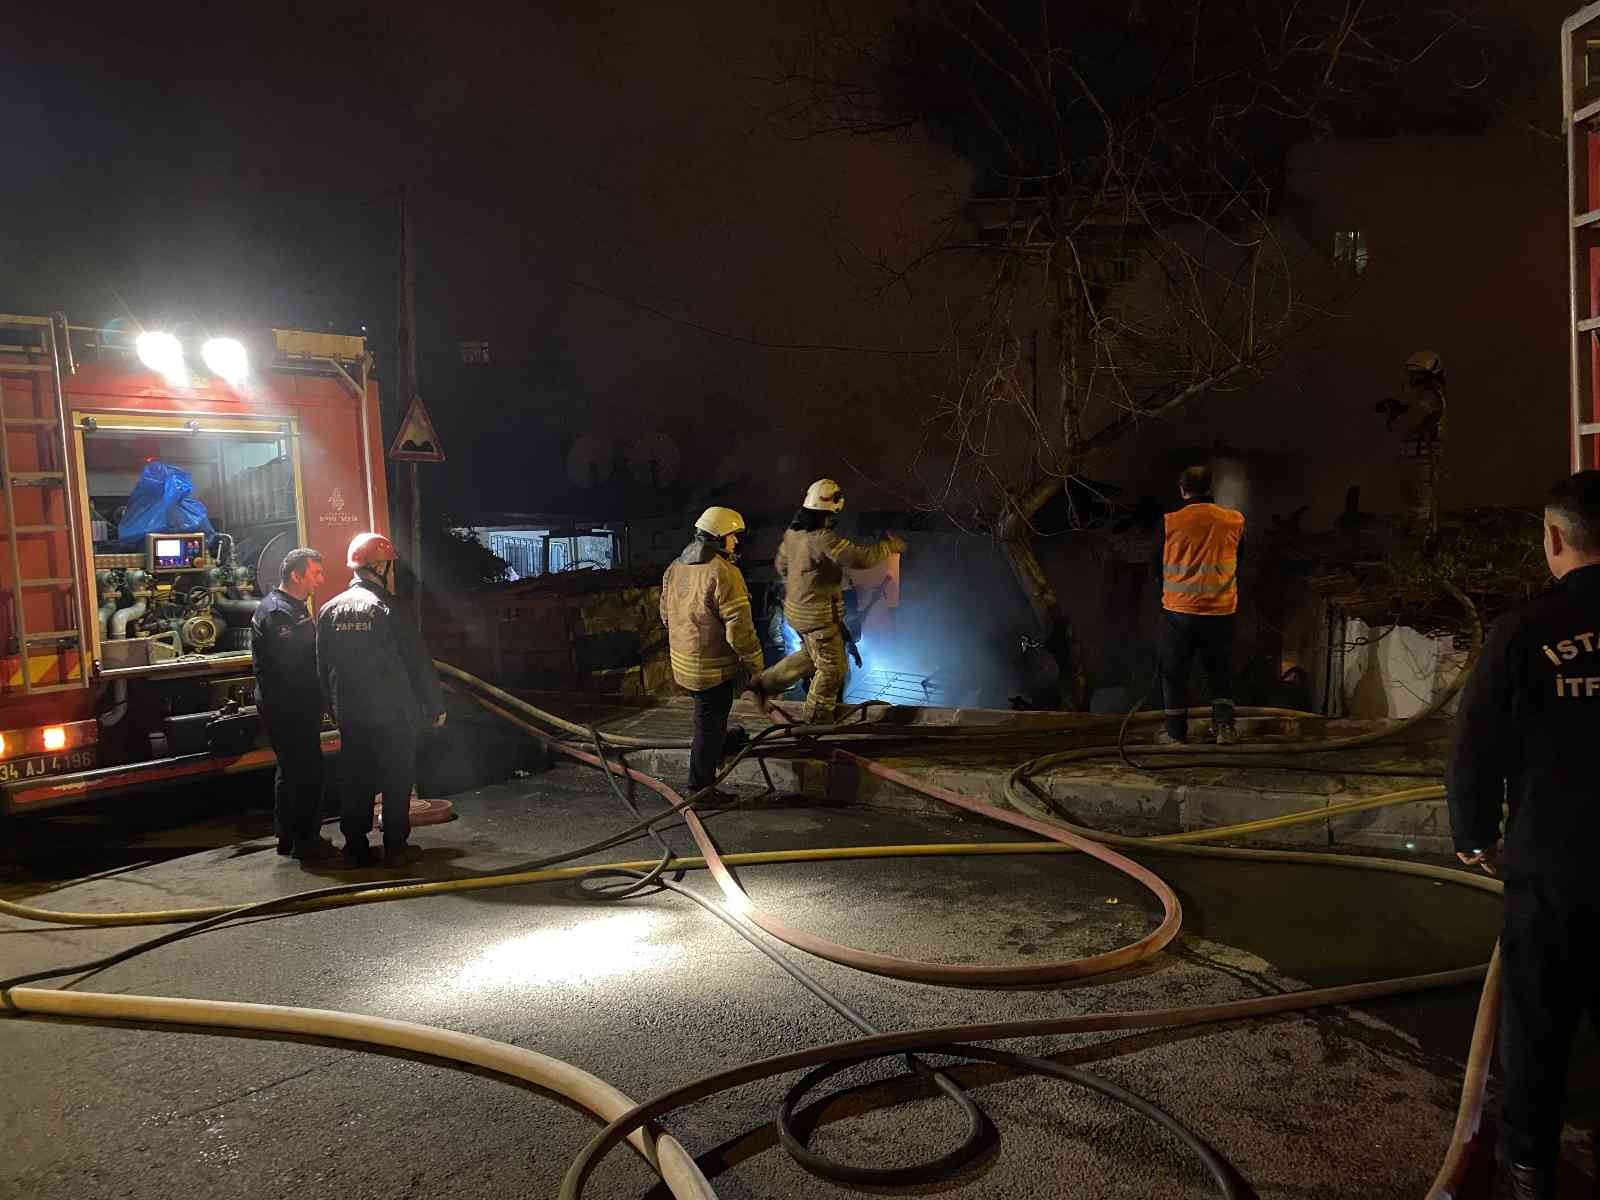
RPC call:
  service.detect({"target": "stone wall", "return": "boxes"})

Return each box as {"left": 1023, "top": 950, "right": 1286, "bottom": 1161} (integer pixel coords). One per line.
{"left": 425, "top": 573, "right": 672, "bottom": 696}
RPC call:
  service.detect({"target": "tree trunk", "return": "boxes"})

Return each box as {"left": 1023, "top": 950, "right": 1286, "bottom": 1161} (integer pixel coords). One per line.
{"left": 998, "top": 530, "right": 1088, "bottom": 710}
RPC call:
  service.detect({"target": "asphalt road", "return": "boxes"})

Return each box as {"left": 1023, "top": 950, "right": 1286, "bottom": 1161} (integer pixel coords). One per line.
{"left": 0, "top": 762, "right": 1585, "bottom": 1199}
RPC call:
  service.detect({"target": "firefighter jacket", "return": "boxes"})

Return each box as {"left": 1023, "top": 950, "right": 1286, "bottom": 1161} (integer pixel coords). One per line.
{"left": 659, "top": 539, "right": 764, "bottom": 692}
{"left": 250, "top": 588, "right": 320, "bottom": 721}
{"left": 316, "top": 577, "right": 445, "bottom": 731}
{"left": 1447, "top": 563, "right": 1600, "bottom": 881}
{"left": 777, "top": 527, "right": 898, "bottom": 633}
{"left": 1162, "top": 497, "right": 1244, "bottom": 616}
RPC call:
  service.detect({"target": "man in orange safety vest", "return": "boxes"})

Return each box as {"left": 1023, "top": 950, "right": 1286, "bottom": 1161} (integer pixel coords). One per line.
{"left": 1158, "top": 464, "right": 1244, "bottom": 745}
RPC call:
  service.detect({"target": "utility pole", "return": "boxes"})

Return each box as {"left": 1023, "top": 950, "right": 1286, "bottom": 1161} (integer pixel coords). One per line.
{"left": 395, "top": 187, "right": 424, "bottom": 628}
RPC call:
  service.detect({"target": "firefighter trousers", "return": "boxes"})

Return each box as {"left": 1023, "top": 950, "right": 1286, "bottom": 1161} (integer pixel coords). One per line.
{"left": 687, "top": 678, "right": 737, "bottom": 792}
{"left": 337, "top": 718, "right": 417, "bottom": 849}
{"left": 266, "top": 712, "right": 325, "bottom": 849}
{"left": 1498, "top": 876, "right": 1600, "bottom": 1172}
{"left": 1158, "top": 610, "right": 1235, "bottom": 740}
{"left": 758, "top": 625, "right": 847, "bottom": 722}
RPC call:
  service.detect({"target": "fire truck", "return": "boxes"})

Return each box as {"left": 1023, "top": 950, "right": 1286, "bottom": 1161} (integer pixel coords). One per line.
{"left": 0, "top": 313, "right": 388, "bottom": 813}
{"left": 1567, "top": 3, "right": 1600, "bottom": 471}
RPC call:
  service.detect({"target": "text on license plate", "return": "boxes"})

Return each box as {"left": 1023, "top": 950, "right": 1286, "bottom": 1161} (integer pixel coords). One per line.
{"left": 0, "top": 748, "right": 98, "bottom": 782}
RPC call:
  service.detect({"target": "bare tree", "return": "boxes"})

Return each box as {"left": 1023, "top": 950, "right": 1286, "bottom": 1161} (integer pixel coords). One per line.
{"left": 771, "top": 0, "right": 1527, "bottom": 706}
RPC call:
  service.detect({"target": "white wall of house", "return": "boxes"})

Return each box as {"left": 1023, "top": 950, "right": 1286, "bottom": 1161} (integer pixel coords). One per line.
{"left": 1340, "top": 618, "right": 1467, "bottom": 720}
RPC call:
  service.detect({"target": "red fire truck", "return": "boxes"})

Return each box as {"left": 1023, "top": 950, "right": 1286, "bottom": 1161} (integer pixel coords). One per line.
{"left": 0, "top": 314, "right": 388, "bottom": 813}
{"left": 1566, "top": 3, "right": 1600, "bottom": 470}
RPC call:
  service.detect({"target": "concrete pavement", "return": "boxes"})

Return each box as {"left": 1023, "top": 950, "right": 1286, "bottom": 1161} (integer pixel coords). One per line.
{"left": 0, "top": 759, "right": 1570, "bottom": 1200}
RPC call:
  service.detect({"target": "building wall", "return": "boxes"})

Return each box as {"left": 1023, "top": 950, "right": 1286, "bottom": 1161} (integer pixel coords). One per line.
{"left": 1123, "top": 130, "right": 1569, "bottom": 526}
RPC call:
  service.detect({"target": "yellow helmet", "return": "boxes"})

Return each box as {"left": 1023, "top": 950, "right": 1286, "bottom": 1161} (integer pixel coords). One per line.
{"left": 1405, "top": 350, "right": 1442, "bottom": 376}
{"left": 694, "top": 506, "right": 746, "bottom": 538}
{"left": 803, "top": 478, "right": 844, "bottom": 512}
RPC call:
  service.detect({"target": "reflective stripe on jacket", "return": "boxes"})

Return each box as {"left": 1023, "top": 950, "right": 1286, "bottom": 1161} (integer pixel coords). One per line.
{"left": 777, "top": 528, "right": 897, "bottom": 633}
{"left": 1161, "top": 500, "right": 1244, "bottom": 616}
{"left": 659, "top": 540, "right": 764, "bottom": 692}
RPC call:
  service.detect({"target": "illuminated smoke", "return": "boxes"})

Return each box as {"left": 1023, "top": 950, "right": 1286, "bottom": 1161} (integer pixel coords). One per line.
{"left": 1210, "top": 457, "right": 1251, "bottom": 520}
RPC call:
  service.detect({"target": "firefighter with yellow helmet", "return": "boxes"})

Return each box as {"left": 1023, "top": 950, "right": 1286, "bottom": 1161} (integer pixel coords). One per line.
{"left": 754, "top": 479, "right": 904, "bottom": 723}
{"left": 660, "top": 506, "right": 764, "bottom": 796}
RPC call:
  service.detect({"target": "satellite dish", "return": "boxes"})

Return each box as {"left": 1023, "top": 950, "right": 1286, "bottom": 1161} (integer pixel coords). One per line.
{"left": 624, "top": 431, "right": 680, "bottom": 487}
{"left": 566, "top": 434, "right": 616, "bottom": 489}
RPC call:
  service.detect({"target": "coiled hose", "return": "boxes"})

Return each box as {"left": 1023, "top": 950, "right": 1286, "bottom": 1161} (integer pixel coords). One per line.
{"left": 3, "top": 635, "right": 1501, "bottom": 1199}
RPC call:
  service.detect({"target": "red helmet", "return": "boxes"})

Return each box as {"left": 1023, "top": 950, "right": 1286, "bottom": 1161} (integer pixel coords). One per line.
{"left": 347, "top": 531, "right": 397, "bottom": 569}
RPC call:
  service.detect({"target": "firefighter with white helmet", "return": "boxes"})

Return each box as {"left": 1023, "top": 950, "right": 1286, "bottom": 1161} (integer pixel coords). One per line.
{"left": 754, "top": 479, "right": 904, "bottom": 723}
{"left": 660, "top": 506, "right": 765, "bottom": 796}
{"left": 316, "top": 531, "right": 446, "bottom": 868}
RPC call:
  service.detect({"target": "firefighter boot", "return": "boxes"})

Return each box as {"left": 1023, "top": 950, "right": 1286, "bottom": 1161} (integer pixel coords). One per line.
{"left": 341, "top": 840, "right": 378, "bottom": 869}
{"left": 293, "top": 835, "right": 339, "bottom": 862}
{"left": 385, "top": 842, "right": 423, "bottom": 868}
{"left": 1214, "top": 722, "right": 1241, "bottom": 746}
{"left": 1506, "top": 1162, "right": 1555, "bottom": 1200}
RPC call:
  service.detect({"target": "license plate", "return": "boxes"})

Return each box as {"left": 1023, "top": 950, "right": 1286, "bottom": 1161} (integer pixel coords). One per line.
{"left": 0, "top": 747, "right": 98, "bottom": 783}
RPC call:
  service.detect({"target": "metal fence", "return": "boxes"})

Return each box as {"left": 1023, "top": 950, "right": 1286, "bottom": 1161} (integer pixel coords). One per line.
{"left": 484, "top": 531, "right": 616, "bottom": 579}
{"left": 487, "top": 534, "right": 545, "bottom": 580}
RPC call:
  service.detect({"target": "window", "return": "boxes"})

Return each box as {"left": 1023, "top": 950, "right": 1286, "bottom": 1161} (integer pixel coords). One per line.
{"left": 476, "top": 528, "right": 618, "bottom": 580}
{"left": 1333, "top": 229, "right": 1368, "bottom": 275}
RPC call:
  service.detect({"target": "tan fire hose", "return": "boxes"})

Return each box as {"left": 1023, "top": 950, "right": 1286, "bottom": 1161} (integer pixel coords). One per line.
{"left": 3, "top": 632, "right": 1503, "bottom": 1199}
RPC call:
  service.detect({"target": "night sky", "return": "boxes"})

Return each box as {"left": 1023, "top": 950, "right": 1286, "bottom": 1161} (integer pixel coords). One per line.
{"left": 1, "top": 3, "right": 966, "bottom": 522}
{"left": 0, "top": 1, "right": 1576, "bottom": 526}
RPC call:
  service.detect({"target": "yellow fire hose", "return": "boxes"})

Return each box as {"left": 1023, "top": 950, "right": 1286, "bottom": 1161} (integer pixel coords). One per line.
{"left": 1, "top": 632, "right": 1503, "bottom": 1199}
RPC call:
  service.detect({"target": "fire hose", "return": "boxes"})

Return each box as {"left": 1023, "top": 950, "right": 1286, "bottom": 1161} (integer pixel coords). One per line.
{"left": 2, "top": 638, "right": 1501, "bottom": 1199}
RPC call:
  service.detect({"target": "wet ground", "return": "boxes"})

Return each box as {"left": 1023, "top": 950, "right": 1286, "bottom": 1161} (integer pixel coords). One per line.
{"left": 0, "top": 761, "right": 1595, "bottom": 1198}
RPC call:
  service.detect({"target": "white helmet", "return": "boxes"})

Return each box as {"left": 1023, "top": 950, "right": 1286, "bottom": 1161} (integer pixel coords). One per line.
{"left": 1405, "top": 350, "right": 1442, "bottom": 376}
{"left": 694, "top": 506, "right": 746, "bottom": 538}
{"left": 802, "top": 478, "right": 845, "bottom": 512}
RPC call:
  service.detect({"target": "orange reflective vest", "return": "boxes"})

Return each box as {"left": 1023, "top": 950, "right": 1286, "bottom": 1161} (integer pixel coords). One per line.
{"left": 1162, "top": 501, "right": 1244, "bottom": 616}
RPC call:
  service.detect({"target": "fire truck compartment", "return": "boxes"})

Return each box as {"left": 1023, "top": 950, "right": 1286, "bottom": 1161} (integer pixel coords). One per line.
{"left": 82, "top": 419, "right": 301, "bottom": 664}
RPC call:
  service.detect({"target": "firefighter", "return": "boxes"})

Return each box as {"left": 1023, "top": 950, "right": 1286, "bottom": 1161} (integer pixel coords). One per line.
{"left": 754, "top": 479, "right": 904, "bottom": 723}
{"left": 252, "top": 546, "right": 335, "bottom": 862}
{"left": 1158, "top": 463, "right": 1244, "bottom": 745}
{"left": 1448, "top": 471, "right": 1600, "bottom": 1200}
{"left": 316, "top": 532, "right": 446, "bottom": 868}
{"left": 660, "top": 507, "right": 764, "bottom": 797}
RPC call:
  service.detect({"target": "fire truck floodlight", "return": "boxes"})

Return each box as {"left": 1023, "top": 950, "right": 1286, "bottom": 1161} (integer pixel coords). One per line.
{"left": 135, "top": 332, "right": 186, "bottom": 382}
{"left": 200, "top": 337, "right": 248, "bottom": 384}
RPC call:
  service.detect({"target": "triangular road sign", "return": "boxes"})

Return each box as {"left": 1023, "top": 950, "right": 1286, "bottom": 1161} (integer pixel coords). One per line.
{"left": 389, "top": 394, "right": 445, "bottom": 462}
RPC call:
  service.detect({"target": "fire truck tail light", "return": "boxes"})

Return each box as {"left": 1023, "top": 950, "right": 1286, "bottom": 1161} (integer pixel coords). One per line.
{"left": 42, "top": 726, "right": 66, "bottom": 751}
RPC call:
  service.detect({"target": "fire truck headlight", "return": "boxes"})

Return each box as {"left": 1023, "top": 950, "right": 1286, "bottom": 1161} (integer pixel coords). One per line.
{"left": 201, "top": 337, "right": 249, "bottom": 384}
{"left": 135, "top": 331, "right": 185, "bottom": 379}
{"left": 42, "top": 726, "right": 66, "bottom": 751}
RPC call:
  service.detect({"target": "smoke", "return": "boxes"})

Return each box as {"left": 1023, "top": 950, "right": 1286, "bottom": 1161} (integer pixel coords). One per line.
{"left": 1210, "top": 456, "right": 1251, "bottom": 521}
{"left": 845, "top": 533, "right": 1039, "bottom": 709}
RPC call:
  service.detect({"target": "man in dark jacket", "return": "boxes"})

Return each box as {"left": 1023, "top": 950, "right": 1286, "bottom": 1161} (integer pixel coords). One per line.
{"left": 252, "top": 546, "right": 334, "bottom": 861}
{"left": 1448, "top": 470, "right": 1600, "bottom": 1199}
{"left": 317, "top": 532, "right": 446, "bottom": 868}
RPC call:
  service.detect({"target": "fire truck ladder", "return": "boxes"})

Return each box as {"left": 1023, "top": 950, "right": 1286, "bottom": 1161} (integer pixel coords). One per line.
{"left": 0, "top": 314, "right": 89, "bottom": 693}
{"left": 1565, "top": 3, "right": 1600, "bottom": 471}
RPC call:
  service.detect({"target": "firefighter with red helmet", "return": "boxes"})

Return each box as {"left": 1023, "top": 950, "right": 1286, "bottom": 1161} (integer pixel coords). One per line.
{"left": 316, "top": 532, "right": 446, "bottom": 868}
